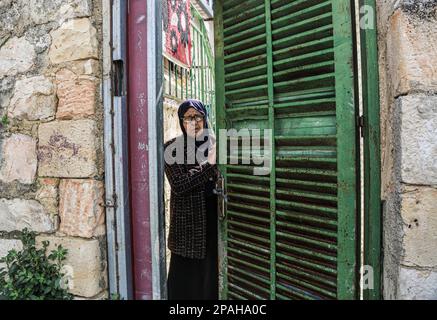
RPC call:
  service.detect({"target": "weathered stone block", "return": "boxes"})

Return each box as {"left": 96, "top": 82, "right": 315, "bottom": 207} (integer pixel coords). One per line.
{"left": 0, "top": 133, "right": 37, "bottom": 184}
{"left": 69, "top": 59, "right": 100, "bottom": 76}
{"left": 0, "top": 198, "right": 54, "bottom": 233}
{"left": 399, "top": 267, "right": 437, "bottom": 300}
{"left": 0, "top": 0, "right": 92, "bottom": 41}
{"left": 55, "top": 68, "right": 97, "bottom": 120}
{"left": 0, "top": 37, "right": 36, "bottom": 79}
{"left": 49, "top": 18, "right": 98, "bottom": 64}
{"left": 28, "top": 0, "right": 92, "bottom": 25}
{"left": 35, "top": 178, "right": 59, "bottom": 217}
{"left": 37, "top": 120, "right": 99, "bottom": 178}
{"left": 401, "top": 186, "right": 437, "bottom": 268}
{"left": 8, "top": 76, "right": 56, "bottom": 121}
{"left": 0, "top": 77, "right": 15, "bottom": 110}
{"left": 36, "top": 236, "right": 107, "bottom": 298}
{"left": 74, "top": 290, "right": 108, "bottom": 300}
{"left": 59, "top": 179, "right": 105, "bottom": 238}
{"left": 387, "top": 9, "right": 437, "bottom": 97}
{"left": 0, "top": 239, "right": 22, "bottom": 269}
{"left": 24, "top": 24, "right": 53, "bottom": 54}
{"left": 399, "top": 95, "right": 437, "bottom": 184}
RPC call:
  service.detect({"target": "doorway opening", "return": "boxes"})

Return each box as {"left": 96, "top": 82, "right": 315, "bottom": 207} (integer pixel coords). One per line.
{"left": 162, "top": 0, "right": 216, "bottom": 288}
{"left": 159, "top": 0, "right": 381, "bottom": 300}
{"left": 104, "top": 0, "right": 381, "bottom": 300}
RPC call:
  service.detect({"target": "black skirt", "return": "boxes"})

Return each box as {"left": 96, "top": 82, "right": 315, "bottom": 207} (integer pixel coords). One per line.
{"left": 167, "top": 184, "right": 219, "bottom": 300}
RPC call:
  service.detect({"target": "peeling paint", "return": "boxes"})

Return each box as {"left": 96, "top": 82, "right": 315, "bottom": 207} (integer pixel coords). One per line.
{"left": 136, "top": 15, "right": 146, "bottom": 24}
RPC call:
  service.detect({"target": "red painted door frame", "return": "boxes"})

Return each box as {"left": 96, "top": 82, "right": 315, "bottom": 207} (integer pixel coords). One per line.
{"left": 127, "top": 0, "right": 152, "bottom": 300}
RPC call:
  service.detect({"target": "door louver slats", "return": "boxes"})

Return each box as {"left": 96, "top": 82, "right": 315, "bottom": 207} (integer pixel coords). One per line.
{"left": 216, "top": 0, "right": 358, "bottom": 300}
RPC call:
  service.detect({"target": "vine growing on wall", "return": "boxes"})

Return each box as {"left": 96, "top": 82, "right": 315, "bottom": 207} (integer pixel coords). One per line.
{"left": 0, "top": 114, "right": 9, "bottom": 128}
{"left": 0, "top": 229, "right": 72, "bottom": 300}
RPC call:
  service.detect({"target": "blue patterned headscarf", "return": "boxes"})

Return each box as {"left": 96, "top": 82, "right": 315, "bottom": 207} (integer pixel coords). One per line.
{"left": 177, "top": 99, "right": 209, "bottom": 134}
{"left": 177, "top": 99, "right": 212, "bottom": 161}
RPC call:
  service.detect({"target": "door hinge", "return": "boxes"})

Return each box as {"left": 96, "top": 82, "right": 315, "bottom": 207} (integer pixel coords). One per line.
{"left": 101, "top": 200, "right": 116, "bottom": 209}
{"left": 358, "top": 115, "right": 365, "bottom": 138}
{"left": 112, "top": 59, "right": 126, "bottom": 97}
{"left": 100, "top": 193, "right": 118, "bottom": 209}
{"left": 215, "top": 174, "right": 228, "bottom": 221}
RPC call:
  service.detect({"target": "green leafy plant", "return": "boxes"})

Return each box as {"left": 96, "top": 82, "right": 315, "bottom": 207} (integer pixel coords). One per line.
{"left": 109, "top": 293, "right": 123, "bottom": 300}
{"left": 0, "top": 229, "right": 73, "bottom": 300}
{"left": 1, "top": 114, "right": 9, "bottom": 127}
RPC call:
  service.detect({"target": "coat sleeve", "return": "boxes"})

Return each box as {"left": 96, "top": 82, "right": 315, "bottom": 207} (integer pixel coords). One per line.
{"left": 164, "top": 160, "right": 218, "bottom": 195}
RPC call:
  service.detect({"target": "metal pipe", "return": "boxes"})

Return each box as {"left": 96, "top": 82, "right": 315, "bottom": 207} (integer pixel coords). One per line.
{"left": 127, "top": 0, "right": 152, "bottom": 300}
{"left": 147, "top": 0, "right": 166, "bottom": 300}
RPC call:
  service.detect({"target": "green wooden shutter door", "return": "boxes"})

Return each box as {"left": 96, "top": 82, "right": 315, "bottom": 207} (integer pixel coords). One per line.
{"left": 215, "top": 0, "right": 358, "bottom": 300}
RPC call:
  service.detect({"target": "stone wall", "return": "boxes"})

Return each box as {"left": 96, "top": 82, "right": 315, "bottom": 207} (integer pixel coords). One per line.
{"left": 0, "top": 0, "right": 107, "bottom": 299}
{"left": 377, "top": 0, "right": 437, "bottom": 299}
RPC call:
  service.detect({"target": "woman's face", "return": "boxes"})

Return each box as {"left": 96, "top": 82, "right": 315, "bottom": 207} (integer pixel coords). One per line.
{"left": 182, "top": 107, "right": 205, "bottom": 138}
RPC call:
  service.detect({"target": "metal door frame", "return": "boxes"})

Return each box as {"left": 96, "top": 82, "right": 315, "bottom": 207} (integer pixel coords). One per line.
{"left": 103, "top": 0, "right": 133, "bottom": 300}
{"left": 360, "top": 0, "right": 382, "bottom": 300}
{"left": 103, "top": 0, "right": 166, "bottom": 300}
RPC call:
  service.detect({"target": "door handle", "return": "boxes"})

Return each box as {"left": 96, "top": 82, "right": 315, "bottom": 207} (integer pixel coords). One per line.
{"left": 214, "top": 174, "right": 227, "bottom": 220}
{"left": 213, "top": 188, "right": 228, "bottom": 203}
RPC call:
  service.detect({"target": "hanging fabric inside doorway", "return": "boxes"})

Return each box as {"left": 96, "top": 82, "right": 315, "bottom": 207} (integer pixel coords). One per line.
{"left": 164, "top": 0, "right": 192, "bottom": 67}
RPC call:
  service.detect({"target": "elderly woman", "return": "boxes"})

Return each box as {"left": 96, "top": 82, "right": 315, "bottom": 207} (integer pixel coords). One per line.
{"left": 164, "top": 99, "right": 219, "bottom": 300}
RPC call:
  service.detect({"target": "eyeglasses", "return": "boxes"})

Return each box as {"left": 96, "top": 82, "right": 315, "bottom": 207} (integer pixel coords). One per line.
{"left": 181, "top": 115, "right": 204, "bottom": 123}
